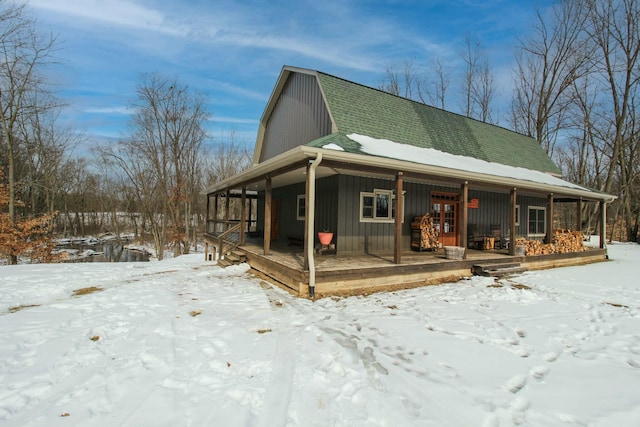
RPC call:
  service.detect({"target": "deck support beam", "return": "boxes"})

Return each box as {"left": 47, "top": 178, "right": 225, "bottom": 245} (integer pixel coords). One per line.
{"left": 264, "top": 176, "right": 272, "bottom": 255}
{"left": 394, "top": 172, "right": 404, "bottom": 264}
{"left": 509, "top": 188, "right": 517, "bottom": 256}
{"left": 460, "top": 182, "right": 468, "bottom": 259}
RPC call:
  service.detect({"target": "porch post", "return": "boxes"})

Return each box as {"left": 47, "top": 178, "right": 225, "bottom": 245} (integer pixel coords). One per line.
{"left": 240, "top": 186, "right": 246, "bottom": 245}
{"left": 248, "top": 195, "right": 253, "bottom": 235}
{"left": 264, "top": 176, "right": 272, "bottom": 255}
{"left": 576, "top": 198, "right": 582, "bottom": 233}
{"left": 303, "top": 162, "right": 311, "bottom": 270}
{"left": 461, "top": 182, "right": 468, "bottom": 259}
{"left": 394, "top": 172, "right": 404, "bottom": 264}
{"left": 509, "top": 188, "right": 517, "bottom": 256}
{"left": 546, "top": 193, "right": 554, "bottom": 244}
{"left": 225, "top": 189, "right": 231, "bottom": 222}
{"left": 213, "top": 194, "right": 219, "bottom": 233}
{"left": 599, "top": 200, "right": 607, "bottom": 250}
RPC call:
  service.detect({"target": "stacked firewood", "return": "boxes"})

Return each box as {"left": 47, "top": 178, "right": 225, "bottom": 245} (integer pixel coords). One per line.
{"left": 411, "top": 213, "right": 439, "bottom": 250}
{"left": 514, "top": 230, "right": 585, "bottom": 256}
{"left": 552, "top": 229, "right": 586, "bottom": 253}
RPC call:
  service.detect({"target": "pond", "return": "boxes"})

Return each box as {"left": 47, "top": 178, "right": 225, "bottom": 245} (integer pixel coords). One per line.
{"left": 55, "top": 238, "right": 151, "bottom": 263}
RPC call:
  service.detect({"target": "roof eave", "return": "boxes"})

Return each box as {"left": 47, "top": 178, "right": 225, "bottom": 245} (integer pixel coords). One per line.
{"left": 208, "top": 146, "right": 616, "bottom": 203}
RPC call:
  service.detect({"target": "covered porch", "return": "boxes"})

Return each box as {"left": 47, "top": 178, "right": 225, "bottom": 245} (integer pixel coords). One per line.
{"left": 234, "top": 240, "right": 608, "bottom": 297}
{"left": 204, "top": 146, "right": 613, "bottom": 298}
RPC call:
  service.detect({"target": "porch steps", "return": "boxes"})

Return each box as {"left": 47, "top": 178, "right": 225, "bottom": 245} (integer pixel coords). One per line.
{"left": 218, "top": 250, "right": 247, "bottom": 268}
{"left": 472, "top": 262, "right": 527, "bottom": 278}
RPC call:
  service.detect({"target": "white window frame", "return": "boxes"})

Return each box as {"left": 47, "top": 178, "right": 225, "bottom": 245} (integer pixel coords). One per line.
{"left": 515, "top": 204, "right": 520, "bottom": 226}
{"left": 359, "top": 189, "right": 405, "bottom": 223}
{"left": 527, "top": 205, "right": 546, "bottom": 237}
{"left": 296, "top": 195, "right": 305, "bottom": 221}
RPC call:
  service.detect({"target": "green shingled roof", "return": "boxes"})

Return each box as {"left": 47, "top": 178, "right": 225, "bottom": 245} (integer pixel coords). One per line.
{"left": 313, "top": 72, "right": 561, "bottom": 175}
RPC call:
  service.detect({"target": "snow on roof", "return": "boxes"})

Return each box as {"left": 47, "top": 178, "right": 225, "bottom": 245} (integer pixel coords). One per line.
{"left": 345, "top": 133, "right": 585, "bottom": 191}
{"left": 322, "top": 143, "right": 345, "bottom": 151}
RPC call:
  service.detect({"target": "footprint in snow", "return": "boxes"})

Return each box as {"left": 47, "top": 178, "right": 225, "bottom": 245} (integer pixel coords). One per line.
{"left": 529, "top": 366, "right": 549, "bottom": 380}
{"left": 543, "top": 351, "right": 559, "bottom": 362}
{"left": 506, "top": 375, "right": 527, "bottom": 394}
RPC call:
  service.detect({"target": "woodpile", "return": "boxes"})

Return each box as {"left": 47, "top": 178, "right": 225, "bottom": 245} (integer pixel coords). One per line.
{"left": 411, "top": 213, "right": 439, "bottom": 251}
{"left": 514, "top": 230, "right": 585, "bottom": 256}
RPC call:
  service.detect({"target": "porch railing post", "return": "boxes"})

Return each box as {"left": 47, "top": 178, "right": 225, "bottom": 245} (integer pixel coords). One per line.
{"left": 304, "top": 162, "right": 311, "bottom": 270}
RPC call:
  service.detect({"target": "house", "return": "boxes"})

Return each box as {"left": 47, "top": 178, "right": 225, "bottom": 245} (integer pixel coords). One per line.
{"left": 204, "top": 66, "right": 615, "bottom": 297}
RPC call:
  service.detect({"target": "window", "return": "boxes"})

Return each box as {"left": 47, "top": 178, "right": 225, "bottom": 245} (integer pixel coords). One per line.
{"left": 360, "top": 189, "right": 404, "bottom": 223}
{"left": 528, "top": 206, "right": 546, "bottom": 236}
{"left": 515, "top": 205, "right": 520, "bottom": 226}
{"left": 296, "top": 195, "right": 305, "bottom": 220}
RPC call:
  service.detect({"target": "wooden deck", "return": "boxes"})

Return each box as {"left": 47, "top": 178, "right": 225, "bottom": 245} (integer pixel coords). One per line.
{"left": 228, "top": 241, "right": 608, "bottom": 298}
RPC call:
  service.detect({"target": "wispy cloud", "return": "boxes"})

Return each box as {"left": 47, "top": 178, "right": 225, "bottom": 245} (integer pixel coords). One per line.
{"left": 29, "top": 0, "right": 185, "bottom": 35}
{"left": 85, "top": 106, "right": 131, "bottom": 115}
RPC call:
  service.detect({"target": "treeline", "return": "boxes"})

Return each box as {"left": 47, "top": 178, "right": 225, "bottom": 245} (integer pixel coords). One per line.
{"left": 0, "top": 1, "right": 250, "bottom": 263}
{"left": 381, "top": 0, "right": 640, "bottom": 242}
{"left": 2, "top": 0, "right": 639, "bottom": 264}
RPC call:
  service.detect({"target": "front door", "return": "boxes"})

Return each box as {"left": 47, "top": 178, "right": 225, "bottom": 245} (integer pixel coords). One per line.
{"left": 430, "top": 192, "right": 459, "bottom": 247}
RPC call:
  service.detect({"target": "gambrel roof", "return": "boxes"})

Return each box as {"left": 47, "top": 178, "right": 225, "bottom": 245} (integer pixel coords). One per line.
{"left": 254, "top": 66, "right": 560, "bottom": 176}
{"left": 210, "top": 66, "right": 613, "bottom": 203}
{"left": 312, "top": 71, "right": 561, "bottom": 175}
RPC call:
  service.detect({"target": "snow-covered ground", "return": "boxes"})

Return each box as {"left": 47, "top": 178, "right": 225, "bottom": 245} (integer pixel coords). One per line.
{"left": 1, "top": 240, "right": 639, "bottom": 426}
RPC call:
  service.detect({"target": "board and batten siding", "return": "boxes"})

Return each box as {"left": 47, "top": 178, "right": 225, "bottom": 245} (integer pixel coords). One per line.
{"left": 467, "top": 191, "right": 547, "bottom": 241}
{"left": 259, "top": 73, "right": 333, "bottom": 163}
{"left": 255, "top": 176, "right": 549, "bottom": 253}
{"left": 336, "top": 175, "right": 461, "bottom": 254}
{"left": 255, "top": 177, "right": 339, "bottom": 245}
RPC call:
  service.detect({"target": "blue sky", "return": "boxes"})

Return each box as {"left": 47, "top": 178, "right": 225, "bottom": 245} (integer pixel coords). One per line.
{"left": 28, "top": 0, "right": 554, "bottom": 150}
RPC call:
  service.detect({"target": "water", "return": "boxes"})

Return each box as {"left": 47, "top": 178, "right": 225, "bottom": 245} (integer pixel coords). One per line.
{"left": 56, "top": 240, "right": 150, "bottom": 263}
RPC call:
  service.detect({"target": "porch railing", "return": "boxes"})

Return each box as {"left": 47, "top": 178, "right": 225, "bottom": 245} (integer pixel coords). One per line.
{"left": 206, "top": 219, "right": 242, "bottom": 257}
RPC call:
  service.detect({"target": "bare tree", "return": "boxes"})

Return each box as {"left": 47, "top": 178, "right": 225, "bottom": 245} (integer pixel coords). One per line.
{"left": 584, "top": 0, "right": 640, "bottom": 197}
{"left": 510, "top": 0, "right": 591, "bottom": 155}
{"left": 0, "top": 0, "right": 59, "bottom": 264}
{"left": 419, "top": 57, "right": 450, "bottom": 110}
{"left": 102, "top": 73, "right": 209, "bottom": 259}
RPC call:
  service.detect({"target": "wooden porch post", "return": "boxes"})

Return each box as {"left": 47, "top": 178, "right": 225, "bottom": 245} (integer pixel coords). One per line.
{"left": 248, "top": 196, "right": 253, "bottom": 235}
{"left": 264, "top": 177, "right": 272, "bottom": 255}
{"left": 225, "top": 189, "right": 231, "bottom": 222}
{"left": 394, "top": 172, "right": 404, "bottom": 264}
{"left": 240, "top": 186, "right": 246, "bottom": 245}
{"left": 304, "top": 162, "right": 311, "bottom": 270}
{"left": 460, "top": 182, "right": 468, "bottom": 259}
{"left": 509, "top": 188, "right": 517, "bottom": 256}
{"left": 546, "top": 193, "right": 554, "bottom": 244}
{"left": 213, "top": 194, "right": 219, "bottom": 234}
{"left": 576, "top": 198, "right": 582, "bottom": 233}
{"left": 599, "top": 200, "right": 606, "bottom": 249}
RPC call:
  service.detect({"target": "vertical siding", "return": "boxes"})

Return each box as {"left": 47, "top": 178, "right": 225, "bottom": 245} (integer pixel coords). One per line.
{"left": 255, "top": 176, "right": 339, "bottom": 245}
{"left": 467, "top": 190, "right": 547, "bottom": 241}
{"left": 260, "top": 73, "right": 333, "bottom": 162}
{"left": 256, "top": 178, "right": 550, "bottom": 251}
